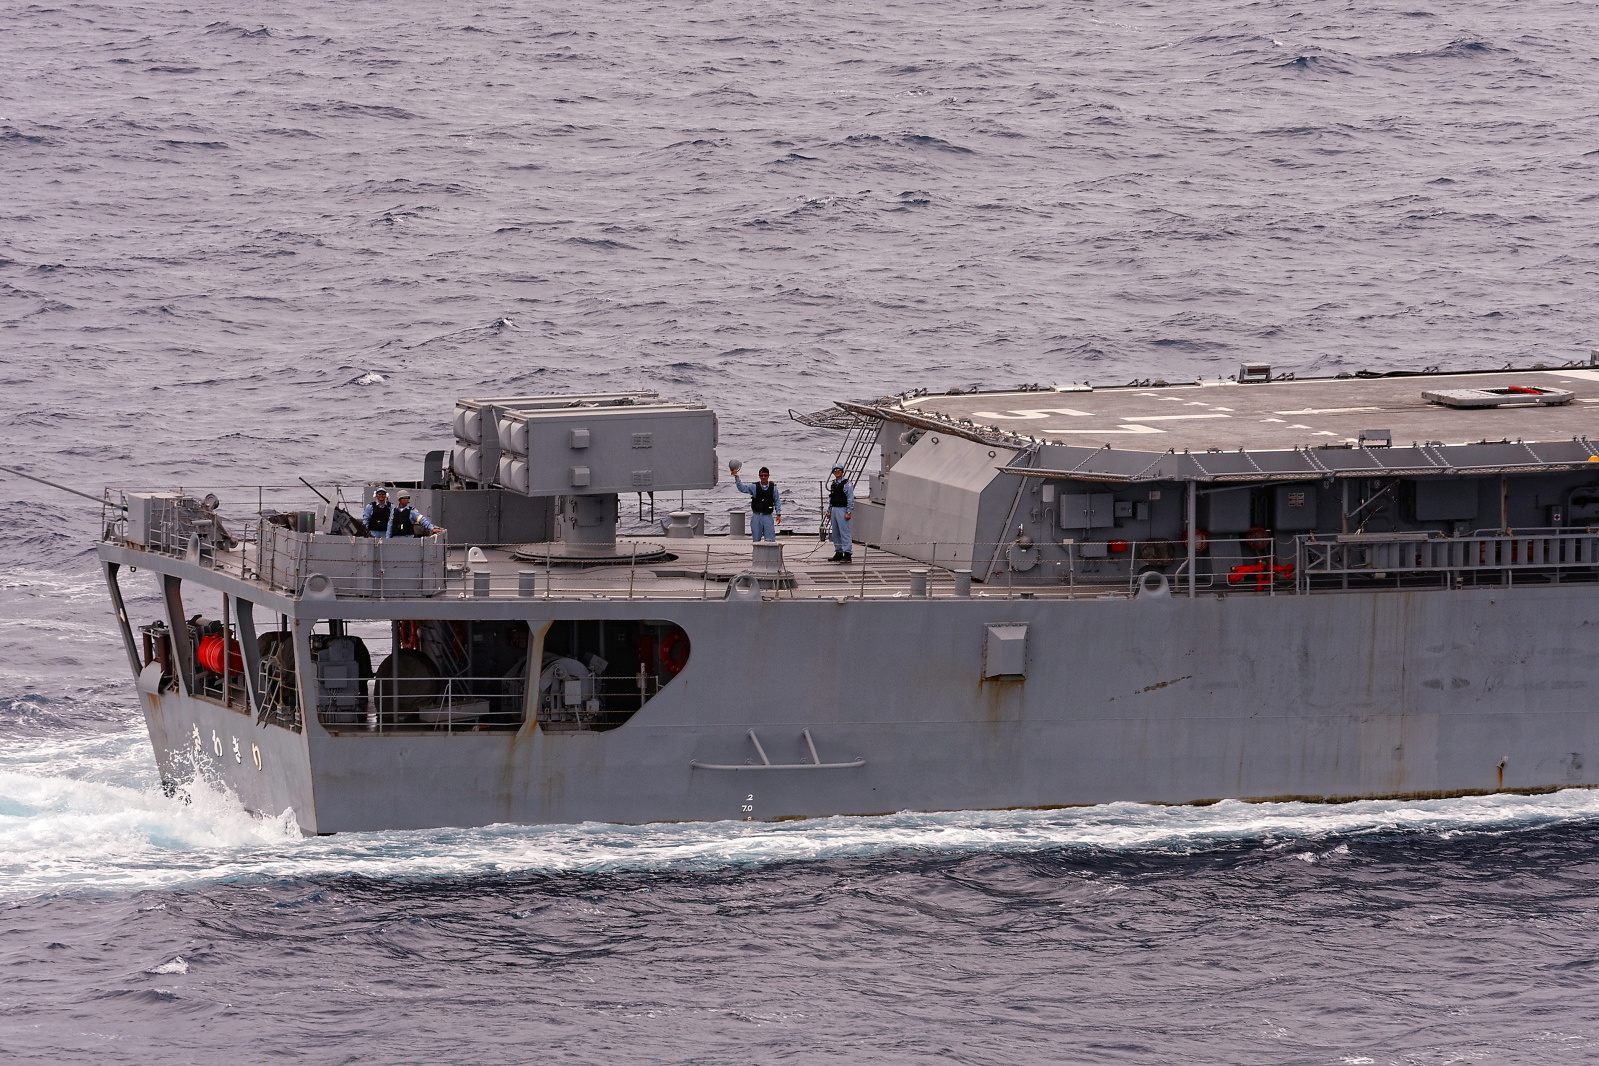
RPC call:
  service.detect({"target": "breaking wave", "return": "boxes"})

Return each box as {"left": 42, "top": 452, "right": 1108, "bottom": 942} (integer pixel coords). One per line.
{"left": 5, "top": 720, "right": 1599, "bottom": 901}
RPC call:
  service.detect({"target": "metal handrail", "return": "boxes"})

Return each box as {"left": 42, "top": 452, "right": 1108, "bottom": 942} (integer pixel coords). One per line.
{"left": 1294, "top": 529, "right": 1599, "bottom": 589}
{"left": 322, "top": 673, "right": 525, "bottom": 735}
{"left": 320, "top": 669, "right": 673, "bottom": 735}
{"left": 110, "top": 518, "right": 1599, "bottom": 603}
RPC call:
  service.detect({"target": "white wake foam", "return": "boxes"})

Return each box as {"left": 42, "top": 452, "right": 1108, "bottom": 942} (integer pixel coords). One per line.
{"left": 5, "top": 718, "right": 1599, "bottom": 901}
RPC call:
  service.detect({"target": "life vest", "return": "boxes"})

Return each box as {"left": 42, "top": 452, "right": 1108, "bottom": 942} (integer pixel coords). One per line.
{"left": 829, "top": 479, "right": 849, "bottom": 508}
{"left": 390, "top": 506, "right": 417, "bottom": 537}
{"left": 367, "top": 501, "right": 393, "bottom": 533}
{"left": 751, "top": 482, "right": 776, "bottom": 515}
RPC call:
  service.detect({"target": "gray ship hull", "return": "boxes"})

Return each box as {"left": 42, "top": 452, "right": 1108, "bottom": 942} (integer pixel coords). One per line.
{"left": 102, "top": 373, "right": 1599, "bottom": 833}
{"left": 140, "top": 583, "right": 1599, "bottom": 834}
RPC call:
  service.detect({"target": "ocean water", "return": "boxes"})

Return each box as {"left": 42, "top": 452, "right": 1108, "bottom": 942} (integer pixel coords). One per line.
{"left": 4, "top": 0, "right": 1599, "bottom": 1061}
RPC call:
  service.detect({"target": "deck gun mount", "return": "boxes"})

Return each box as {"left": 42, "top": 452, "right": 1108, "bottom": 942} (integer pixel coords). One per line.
{"left": 450, "top": 392, "right": 718, "bottom": 562}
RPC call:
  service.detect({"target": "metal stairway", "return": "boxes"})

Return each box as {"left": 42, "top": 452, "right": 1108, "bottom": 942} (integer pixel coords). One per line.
{"left": 788, "top": 406, "right": 881, "bottom": 536}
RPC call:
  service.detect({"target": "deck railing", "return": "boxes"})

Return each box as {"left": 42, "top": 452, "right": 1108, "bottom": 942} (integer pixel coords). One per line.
{"left": 105, "top": 490, "right": 1599, "bottom": 602}
{"left": 316, "top": 671, "right": 663, "bottom": 734}
{"left": 141, "top": 532, "right": 1599, "bottom": 601}
{"left": 1294, "top": 530, "right": 1599, "bottom": 590}
{"left": 319, "top": 673, "right": 523, "bottom": 734}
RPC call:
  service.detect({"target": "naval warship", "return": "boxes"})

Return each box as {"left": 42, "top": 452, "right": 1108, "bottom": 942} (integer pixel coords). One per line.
{"left": 97, "top": 364, "right": 1599, "bottom": 833}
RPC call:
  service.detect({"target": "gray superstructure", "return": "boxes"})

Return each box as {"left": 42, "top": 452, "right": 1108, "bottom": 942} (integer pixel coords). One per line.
{"left": 98, "top": 367, "right": 1599, "bottom": 833}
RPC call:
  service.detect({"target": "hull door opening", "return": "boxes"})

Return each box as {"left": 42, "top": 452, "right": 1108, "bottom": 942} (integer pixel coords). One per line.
{"left": 538, "top": 619, "right": 690, "bottom": 733}
{"left": 312, "top": 618, "right": 530, "bottom": 734}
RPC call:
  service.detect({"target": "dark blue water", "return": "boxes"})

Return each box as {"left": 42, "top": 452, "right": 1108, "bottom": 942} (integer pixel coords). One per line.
{"left": 5, "top": 1, "right": 1599, "bottom": 1061}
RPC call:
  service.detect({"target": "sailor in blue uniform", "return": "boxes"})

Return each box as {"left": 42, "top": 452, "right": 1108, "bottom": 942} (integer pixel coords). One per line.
{"left": 733, "top": 466, "right": 782, "bottom": 542}
{"left": 826, "top": 464, "right": 855, "bottom": 562}
{"left": 362, "top": 488, "right": 394, "bottom": 539}
{"left": 386, "top": 492, "right": 437, "bottom": 537}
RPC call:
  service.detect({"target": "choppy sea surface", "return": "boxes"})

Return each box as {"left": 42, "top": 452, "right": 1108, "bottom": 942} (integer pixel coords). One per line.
{"left": 4, "top": 1, "right": 1599, "bottom": 1061}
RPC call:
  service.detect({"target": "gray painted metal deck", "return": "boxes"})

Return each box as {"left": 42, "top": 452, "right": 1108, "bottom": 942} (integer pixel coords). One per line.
{"left": 903, "top": 370, "right": 1599, "bottom": 451}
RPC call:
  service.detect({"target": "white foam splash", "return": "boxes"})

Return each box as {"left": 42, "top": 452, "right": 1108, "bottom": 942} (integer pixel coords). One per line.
{"left": 5, "top": 719, "right": 1599, "bottom": 901}
{"left": 353, "top": 371, "right": 385, "bottom": 386}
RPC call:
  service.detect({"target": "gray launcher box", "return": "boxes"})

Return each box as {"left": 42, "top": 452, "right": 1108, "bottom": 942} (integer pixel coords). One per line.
{"left": 495, "top": 404, "right": 720, "bottom": 496}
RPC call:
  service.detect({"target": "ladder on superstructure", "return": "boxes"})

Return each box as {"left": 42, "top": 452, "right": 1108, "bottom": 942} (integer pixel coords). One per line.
{"left": 831, "top": 418, "right": 879, "bottom": 493}
{"left": 789, "top": 406, "right": 881, "bottom": 536}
